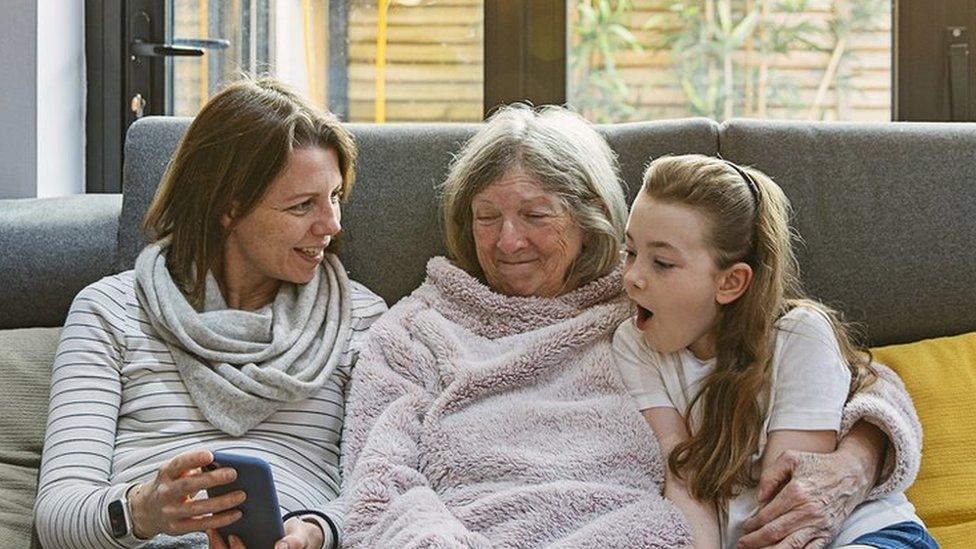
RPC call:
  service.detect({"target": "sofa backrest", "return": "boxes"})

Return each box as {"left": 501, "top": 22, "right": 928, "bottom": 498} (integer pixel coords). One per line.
{"left": 116, "top": 116, "right": 720, "bottom": 308}
{"left": 719, "top": 119, "right": 976, "bottom": 345}
{"left": 5, "top": 116, "right": 974, "bottom": 346}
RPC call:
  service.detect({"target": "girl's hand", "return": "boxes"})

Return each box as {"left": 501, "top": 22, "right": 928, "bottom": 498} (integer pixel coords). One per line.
{"left": 129, "top": 448, "right": 245, "bottom": 539}
{"left": 736, "top": 449, "right": 870, "bottom": 548}
{"left": 206, "top": 517, "right": 327, "bottom": 549}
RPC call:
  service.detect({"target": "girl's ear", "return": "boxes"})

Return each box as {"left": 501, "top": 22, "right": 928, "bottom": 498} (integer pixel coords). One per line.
{"left": 715, "top": 262, "right": 753, "bottom": 305}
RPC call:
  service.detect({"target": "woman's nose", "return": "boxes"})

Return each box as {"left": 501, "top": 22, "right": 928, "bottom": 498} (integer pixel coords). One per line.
{"left": 311, "top": 205, "right": 341, "bottom": 236}
{"left": 496, "top": 219, "right": 527, "bottom": 254}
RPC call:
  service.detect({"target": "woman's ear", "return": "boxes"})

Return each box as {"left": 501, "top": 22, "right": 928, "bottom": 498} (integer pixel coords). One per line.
{"left": 220, "top": 201, "right": 240, "bottom": 230}
{"left": 715, "top": 262, "right": 753, "bottom": 305}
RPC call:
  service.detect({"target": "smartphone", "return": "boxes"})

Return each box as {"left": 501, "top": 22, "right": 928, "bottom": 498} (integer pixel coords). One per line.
{"left": 204, "top": 451, "right": 285, "bottom": 549}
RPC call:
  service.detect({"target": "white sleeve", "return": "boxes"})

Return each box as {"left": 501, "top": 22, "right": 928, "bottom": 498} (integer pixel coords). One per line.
{"left": 767, "top": 307, "right": 851, "bottom": 432}
{"left": 611, "top": 321, "right": 674, "bottom": 411}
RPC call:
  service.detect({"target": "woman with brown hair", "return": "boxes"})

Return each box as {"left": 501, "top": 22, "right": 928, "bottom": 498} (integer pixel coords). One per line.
{"left": 33, "top": 77, "right": 386, "bottom": 549}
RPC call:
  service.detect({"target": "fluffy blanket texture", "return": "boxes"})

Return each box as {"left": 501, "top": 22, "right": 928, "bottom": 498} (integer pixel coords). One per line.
{"left": 340, "top": 257, "right": 920, "bottom": 548}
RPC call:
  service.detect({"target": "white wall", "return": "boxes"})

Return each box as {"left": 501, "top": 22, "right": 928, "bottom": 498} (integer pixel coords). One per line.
{"left": 0, "top": 0, "right": 84, "bottom": 199}
{"left": 0, "top": 0, "right": 37, "bottom": 199}
{"left": 36, "top": 0, "right": 85, "bottom": 197}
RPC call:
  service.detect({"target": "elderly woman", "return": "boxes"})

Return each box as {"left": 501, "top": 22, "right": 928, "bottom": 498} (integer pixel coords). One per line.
{"left": 339, "top": 105, "right": 922, "bottom": 547}
{"left": 33, "top": 78, "right": 385, "bottom": 549}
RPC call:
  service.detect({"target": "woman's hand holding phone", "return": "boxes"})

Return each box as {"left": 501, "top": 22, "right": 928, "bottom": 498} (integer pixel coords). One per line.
{"left": 128, "top": 448, "right": 245, "bottom": 539}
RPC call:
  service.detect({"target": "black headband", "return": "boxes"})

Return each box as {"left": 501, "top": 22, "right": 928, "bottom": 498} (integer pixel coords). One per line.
{"left": 722, "top": 159, "right": 761, "bottom": 204}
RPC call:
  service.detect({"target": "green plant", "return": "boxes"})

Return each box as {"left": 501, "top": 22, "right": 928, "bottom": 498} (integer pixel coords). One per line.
{"left": 660, "top": 0, "right": 888, "bottom": 121}
{"left": 569, "top": 0, "right": 644, "bottom": 123}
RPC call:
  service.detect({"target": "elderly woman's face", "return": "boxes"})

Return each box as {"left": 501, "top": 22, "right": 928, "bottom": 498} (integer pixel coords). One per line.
{"left": 471, "top": 169, "right": 584, "bottom": 297}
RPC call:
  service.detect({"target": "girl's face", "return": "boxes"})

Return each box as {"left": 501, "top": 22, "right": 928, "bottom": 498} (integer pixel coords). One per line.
{"left": 623, "top": 195, "right": 725, "bottom": 359}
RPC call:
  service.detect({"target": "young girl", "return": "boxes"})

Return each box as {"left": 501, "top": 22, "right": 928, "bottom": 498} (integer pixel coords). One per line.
{"left": 613, "top": 155, "right": 935, "bottom": 548}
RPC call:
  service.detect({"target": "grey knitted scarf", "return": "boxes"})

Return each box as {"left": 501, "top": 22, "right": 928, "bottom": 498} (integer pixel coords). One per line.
{"left": 134, "top": 242, "right": 352, "bottom": 437}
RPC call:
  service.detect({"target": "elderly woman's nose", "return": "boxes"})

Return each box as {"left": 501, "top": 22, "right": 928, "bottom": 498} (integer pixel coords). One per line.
{"left": 497, "top": 219, "right": 527, "bottom": 253}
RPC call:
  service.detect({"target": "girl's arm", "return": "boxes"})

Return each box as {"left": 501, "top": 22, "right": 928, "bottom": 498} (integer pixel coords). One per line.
{"left": 643, "top": 407, "right": 720, "bottom": 549}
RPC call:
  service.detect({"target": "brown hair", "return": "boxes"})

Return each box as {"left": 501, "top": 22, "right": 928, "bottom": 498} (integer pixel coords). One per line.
{"left": 441, "top": 104, "right": 628, "bottom": 290}
{"left": 142, "top": 76, "right": 357, "bottom": 307}
{"left": 640, "top": 154, "right": 875, "bottom": 502}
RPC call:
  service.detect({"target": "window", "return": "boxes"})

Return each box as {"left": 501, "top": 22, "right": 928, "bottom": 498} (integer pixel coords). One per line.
{"left": 171, "top": 0, "right": 484, "bottom": 122}
{"left": 566, "top": 0, "right": 892, "bottom": 123}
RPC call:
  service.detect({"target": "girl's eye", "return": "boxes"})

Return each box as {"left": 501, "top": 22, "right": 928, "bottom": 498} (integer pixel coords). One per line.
{"left": 623, "top": 249, "right": 636, "bottom": 260}
{"left": 653, "top": 259, "right": 675, "bottom": 270}
{"left": 330, "top": 192, "right": 341, "bottom": 204}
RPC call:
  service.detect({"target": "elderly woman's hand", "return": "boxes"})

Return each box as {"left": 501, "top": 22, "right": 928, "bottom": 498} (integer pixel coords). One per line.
{"left": 736, "top": 441, "right": 878, "bottom": 549}
{"left": 128, "top": 449, "right": 245, "bottom": 539}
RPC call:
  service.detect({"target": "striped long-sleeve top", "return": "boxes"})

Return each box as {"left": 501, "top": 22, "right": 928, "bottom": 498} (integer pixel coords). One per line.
{"left": 33, "top": 270, "right": 387, "bottom": 548}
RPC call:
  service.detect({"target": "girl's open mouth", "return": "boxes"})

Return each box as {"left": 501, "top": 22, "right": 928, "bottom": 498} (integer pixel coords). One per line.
{"left": 635, "top": 304, "right": 653, "bottom": 330}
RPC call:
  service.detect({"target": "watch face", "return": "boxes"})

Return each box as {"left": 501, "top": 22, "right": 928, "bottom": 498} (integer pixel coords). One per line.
{"left": 108, "top": 499, "right": 128, "bottom": 538}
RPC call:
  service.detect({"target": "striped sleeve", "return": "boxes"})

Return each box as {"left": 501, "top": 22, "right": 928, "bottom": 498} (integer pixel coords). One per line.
{"left": 33, "top": 277, "right": 141, "bottom": 549}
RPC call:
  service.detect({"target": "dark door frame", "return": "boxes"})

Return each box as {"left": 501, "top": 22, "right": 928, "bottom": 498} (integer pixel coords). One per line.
{"left": 894, "top": 0, "right": 976, "bottom": 121}
{"left": 484, "top": 0, "right": 567, "bottom": 117}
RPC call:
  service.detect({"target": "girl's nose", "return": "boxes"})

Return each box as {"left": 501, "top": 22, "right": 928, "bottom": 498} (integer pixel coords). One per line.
{"left": 623, "top": 264, "right": 645, "bottom": 290}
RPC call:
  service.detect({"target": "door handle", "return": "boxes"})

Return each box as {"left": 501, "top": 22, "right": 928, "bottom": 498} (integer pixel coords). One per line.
{"left": 947, "top": 27, "right": 970, "bottom": 120}
{"left": 172, "top": 38, "right": 231, "bottom": 50}
{"left": 131, "top": 40, "right": 204, "bottom": 57}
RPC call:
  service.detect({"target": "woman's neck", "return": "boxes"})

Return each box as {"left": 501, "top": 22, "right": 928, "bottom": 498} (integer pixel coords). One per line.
{"left": 213, "top": 262, "right": 281, "bottom": 311}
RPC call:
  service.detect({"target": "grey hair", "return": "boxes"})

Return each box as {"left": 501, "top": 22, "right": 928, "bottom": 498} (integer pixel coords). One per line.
{"left": 441, "top": 103, "right": 628, "bottom": 289}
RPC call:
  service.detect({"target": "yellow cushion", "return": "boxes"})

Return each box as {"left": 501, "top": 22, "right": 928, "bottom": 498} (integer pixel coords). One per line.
{"left": 872, "top": 331, "right": 976, "bottom": 548}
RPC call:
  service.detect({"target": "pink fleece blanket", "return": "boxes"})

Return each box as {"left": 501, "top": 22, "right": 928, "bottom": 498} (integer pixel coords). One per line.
{"left": 340, "top": 257, "right": 920, "bottom": 548}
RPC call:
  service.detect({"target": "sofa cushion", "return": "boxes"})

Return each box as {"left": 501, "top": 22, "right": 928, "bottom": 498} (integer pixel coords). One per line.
{"left": 0, "top": 327, "right": 60, "bottom": 548}
{"left": 872, "top": 331, "right": 976, "bottom": 547}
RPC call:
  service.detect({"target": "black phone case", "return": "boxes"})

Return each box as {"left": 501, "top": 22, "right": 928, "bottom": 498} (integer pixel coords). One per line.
{"left": 205, "top": 451, "right": 285, "bottom": 549}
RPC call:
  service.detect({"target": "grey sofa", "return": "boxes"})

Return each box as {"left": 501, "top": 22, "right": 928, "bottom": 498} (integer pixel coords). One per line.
{"left": 2, "top": 117, "right": 975, "bottom": 547}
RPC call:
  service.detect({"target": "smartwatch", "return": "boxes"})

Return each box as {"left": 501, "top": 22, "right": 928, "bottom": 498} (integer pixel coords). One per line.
{"left": 108, "top": 492, "right": 134, "bottom": 538}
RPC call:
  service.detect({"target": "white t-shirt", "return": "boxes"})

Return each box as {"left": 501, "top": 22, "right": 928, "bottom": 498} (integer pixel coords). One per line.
{"left": 613, "top": 307, "right": 923, "bottom": 548}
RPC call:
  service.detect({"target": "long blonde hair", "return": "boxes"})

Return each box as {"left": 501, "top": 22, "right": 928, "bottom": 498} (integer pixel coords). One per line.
{"left": 641, "top": 154, "right": 875, "bottom": 502}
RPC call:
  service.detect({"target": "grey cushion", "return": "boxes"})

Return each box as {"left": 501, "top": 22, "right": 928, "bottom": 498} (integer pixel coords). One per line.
{"left": 598, "top": 118, "right": 720, "bottom": 202}
{"left": 0, "top": 327, "right": 59, "bottom": 548}
{"left": 0, "top": 196, "right": 122, "bottom": 329}
{"left": 115, "top": 117, "right": 720, "bottom": 306}
{"left": 719, "top": 119, "right": 976, "bottom": 345}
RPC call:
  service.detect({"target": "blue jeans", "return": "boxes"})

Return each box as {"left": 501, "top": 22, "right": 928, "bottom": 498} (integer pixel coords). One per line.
{"left": 848, "top": 521, "right": 939, "bottom": 548}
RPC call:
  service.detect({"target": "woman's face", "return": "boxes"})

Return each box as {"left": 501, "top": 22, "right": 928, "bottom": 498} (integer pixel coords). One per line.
{"left": 221, "top": 146, "right": 343, "bottom": 294}
{"left": 471, "top": 168, "right": 584, "bottom": 297}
